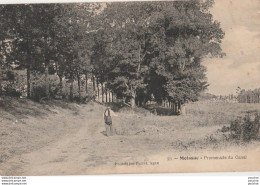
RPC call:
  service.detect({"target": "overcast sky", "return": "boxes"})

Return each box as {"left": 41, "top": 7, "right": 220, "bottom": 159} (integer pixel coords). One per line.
{"left": 204, "top": 0, "right": 260, "bottom": 95}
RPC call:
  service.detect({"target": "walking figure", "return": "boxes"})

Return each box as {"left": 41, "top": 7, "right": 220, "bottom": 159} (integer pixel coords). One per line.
{"left": 104, "top": 106, "right": 117, "bottom": 136}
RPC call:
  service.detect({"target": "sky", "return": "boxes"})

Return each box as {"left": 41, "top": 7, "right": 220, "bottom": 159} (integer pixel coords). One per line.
{"left": 204, "top": 0, "right": 260, "bottom": 95}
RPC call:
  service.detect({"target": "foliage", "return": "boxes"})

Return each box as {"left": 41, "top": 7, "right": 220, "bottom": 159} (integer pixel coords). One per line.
{"left": 228, "top": 111, "right": 260, "bottom": 142}
{"left": 237, "top": 88, "right": 260, "bottom": 103}
{"left": 2, "top": 81, "right": 21, "bottom": 97}
{"left": 1, "top": 1, "right": 225, "bottom": 107}
{"left": 30, "top": 73, "right": 59, "bottom": 102}
{"left": 96, "top": 1, "right": 224, "bottom": 107}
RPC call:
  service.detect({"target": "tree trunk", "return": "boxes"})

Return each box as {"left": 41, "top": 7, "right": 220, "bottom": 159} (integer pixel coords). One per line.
{"left": 97, "top": 79, "right": 100, "bottom": 100}
{"left": 131, "top": 91, "right": 136, "bottom": 108}
{"left": 77, "top": 74, "right": 81, "bottom": 99}
{"left": 105, "top": 87, "right": 108, "bottom": 103}
{"left": 58, "top": 75, "right": 63, "bottom": 95}
{"left": 96, "top": 77, "right": 99, "bottom": 99}
{"left": 108, "top": 91, "right": 111, "bottom": 102}
{"left": 45, "top": 64, "right": 50, "bottom": 99}
{"left": 69, "top": 79, "right": 73, "bottom": 101}
{"left": 174, "top": 102, "right": 178, "bottom": 114}
{"left": 0, "top": 67, "right": 2, "bottom": 95}
{"left": 92, "top": 75, "right": 96, "bottom": 99}
{"left": 101, "top": 82, "right": 104, "bottom": 103}
{"left": 85, "top": 72, "right": 88, "bottom": 94}
{"left": 27, "top": 66, "right": 31, "bottom": 98}
{"left": 0, "top": 75, "right": 2, "bottom": 96}
{"left": 26, "top": 42, "right": 32, "bottom": 99}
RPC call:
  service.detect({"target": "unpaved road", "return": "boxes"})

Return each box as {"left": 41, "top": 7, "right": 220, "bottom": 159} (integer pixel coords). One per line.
{"left": 1, "top": 102, "right": 260, "bottom": 175}
{"left": 0, "top": 104, "right": 156, "bottom": 175}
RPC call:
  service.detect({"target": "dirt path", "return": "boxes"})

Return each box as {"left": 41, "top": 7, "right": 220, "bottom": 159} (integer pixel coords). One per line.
{"left": 0, "top": 104, "right": 144, "bottom": 175}
{"left": 0, "top": 103, "right": 225, "bottom": 175}
{"left": 2, "top": 102, "right": 259, "bottom": 175}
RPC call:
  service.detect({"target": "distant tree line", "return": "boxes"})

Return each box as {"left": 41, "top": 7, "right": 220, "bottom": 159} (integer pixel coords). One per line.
{"left": 237, "top": 88, "right": 260, "bottom": 103}
{"left": 0, "top": 1, "right": 225, "bottom": 112}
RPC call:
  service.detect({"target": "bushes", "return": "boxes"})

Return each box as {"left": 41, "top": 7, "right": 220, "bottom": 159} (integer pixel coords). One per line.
{"left": 1, "top": 82, "right": 22, "bottom": 97}
{"left": 1, "top": 70, "right": 22, "bottom": 97}
{"left": 223, "top": 111, "right": 260, "bottom": 142}
{"left": 31, "top": 85, "right": 47, "bottom": 102}
{"left": 0, "top": 69, "right": 96, "bottom": 103}
{"left": 30, "top": 73, "right": 60, "bottom": 102}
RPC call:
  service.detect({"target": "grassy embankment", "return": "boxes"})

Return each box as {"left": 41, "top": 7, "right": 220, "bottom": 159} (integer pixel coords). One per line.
{"left": 0, "top": 97, "right": 85, "bottom": 163}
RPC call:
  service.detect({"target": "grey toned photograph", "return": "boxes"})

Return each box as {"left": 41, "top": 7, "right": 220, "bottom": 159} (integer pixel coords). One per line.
{"left": 0, "top": 0, "right": 259, "bottom": 175}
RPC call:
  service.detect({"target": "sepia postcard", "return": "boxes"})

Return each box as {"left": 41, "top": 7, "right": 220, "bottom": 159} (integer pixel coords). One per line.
{"left": 0, "top": 0, "right": 260, "bottom": 176}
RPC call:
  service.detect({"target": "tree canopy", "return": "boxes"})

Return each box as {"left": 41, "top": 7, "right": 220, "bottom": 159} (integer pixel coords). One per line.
{"left": 0, "top": 1, "right": 225, "bottom": 108}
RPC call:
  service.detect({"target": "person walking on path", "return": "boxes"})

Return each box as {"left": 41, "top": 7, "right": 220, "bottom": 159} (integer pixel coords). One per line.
{"left": 103, "top": 106, "right": 117, "bottom": 136}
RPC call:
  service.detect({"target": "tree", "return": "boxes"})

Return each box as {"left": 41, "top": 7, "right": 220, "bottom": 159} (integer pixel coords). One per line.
{"left": 1, "top": 4, "right": 59, "bottom": 98}
{"left": 154, "top": 1, "right": 224, "bottom": 109}
{"left": 99, "top": 1, "right": 224, "bottom": 109}
{"left": 50, "top": 3, "right": 98, "bottom": 100}
{"left": 237, "top": 88, "right": 260, "bottom": 103}
{"left": 1, "top": 1, "right": 225, "bottom": 109}
{"left": 100, "top": 2, "right": 166, "bottom": 107}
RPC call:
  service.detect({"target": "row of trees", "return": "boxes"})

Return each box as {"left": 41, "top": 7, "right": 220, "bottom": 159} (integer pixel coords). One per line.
{"left": 237, "top": 88, "right": 260, "bottom": 103}
{"left": 0, "top": 1, "right": 225, "bottom": 110}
